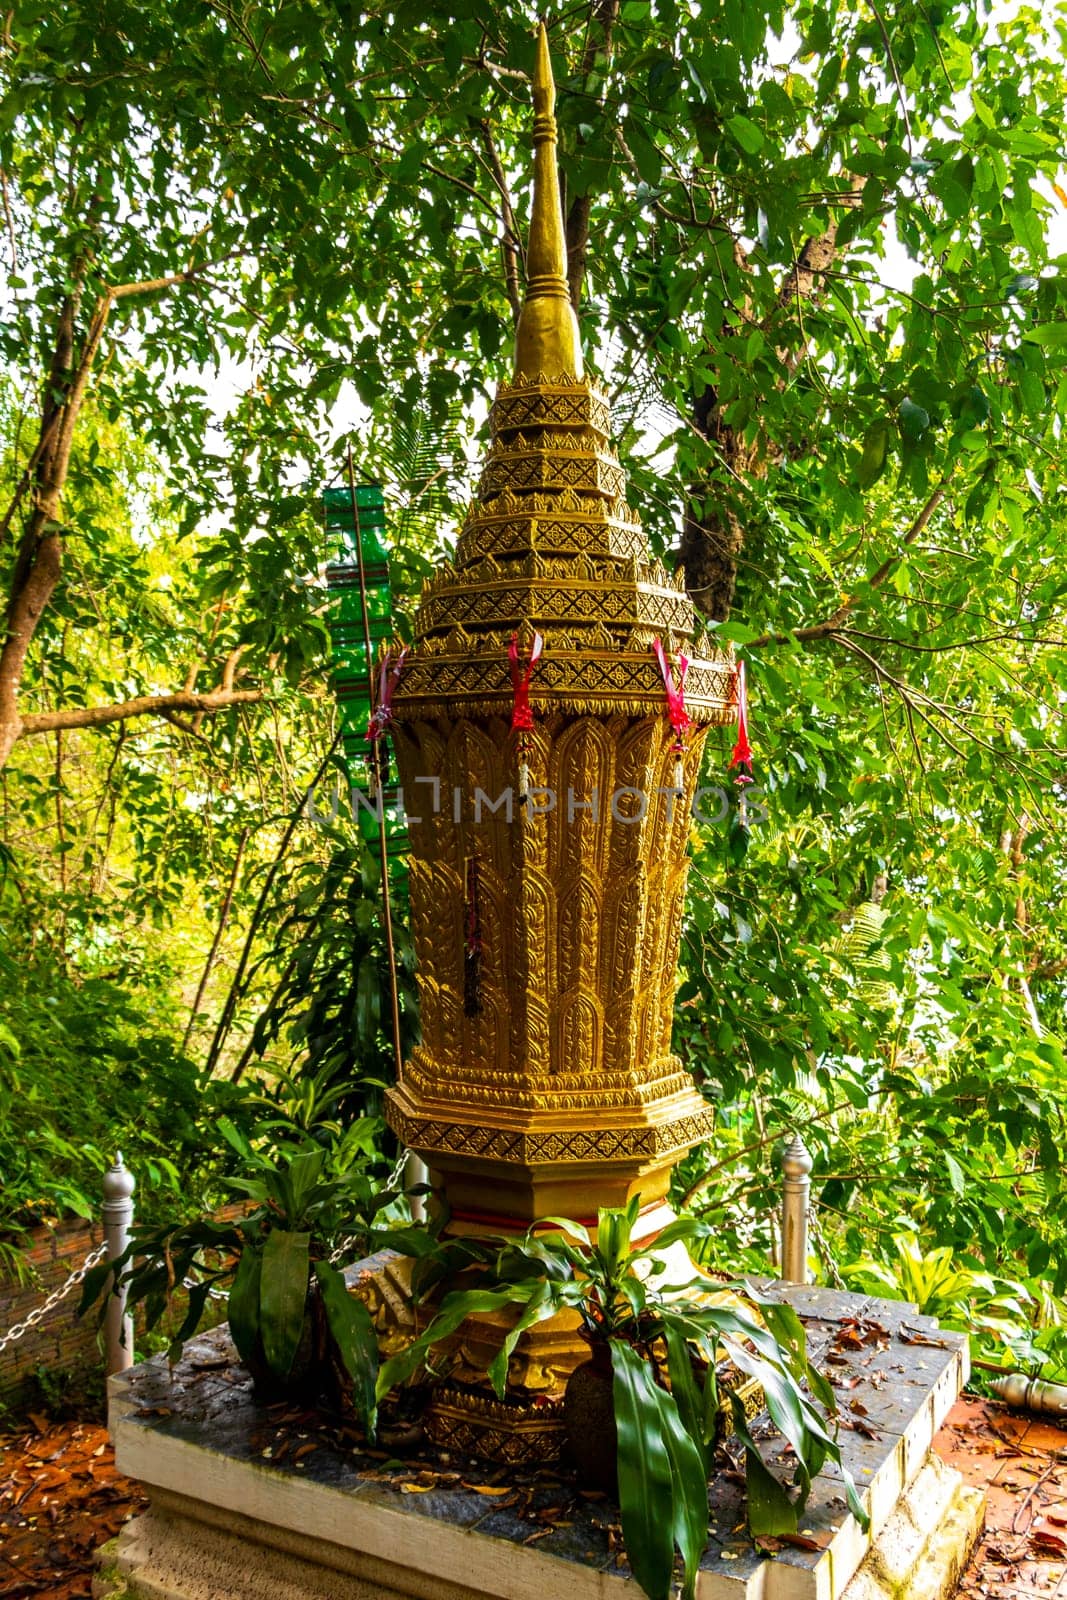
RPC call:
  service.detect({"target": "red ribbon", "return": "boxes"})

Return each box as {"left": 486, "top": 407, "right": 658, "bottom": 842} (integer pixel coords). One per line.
{"left": 366, "top": 646, "right": 407, "bottom": 741}
{"left": 508, "top": 631, "right": 543, "bottom": 731}
{"left": 652, "top": 639, "right": 690, "bottom": 737}
{"left": 730, "top": 659, "right": 753, "bottom": 779}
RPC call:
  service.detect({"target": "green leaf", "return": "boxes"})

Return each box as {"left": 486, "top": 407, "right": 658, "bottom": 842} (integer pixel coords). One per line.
{"left": 314, "top": 1260, "right": 378, "bottom": 1437}
{"left": 664, "top": 1320, "right": 711, "bottom": 1474}
{"left": 645, "top": 1357, "right": 710, "bottom": 1600}
{"left": 215, "top": 1115, "right": 253, "bottom": 1161}
{"left": 168, "top": 1281, "right": 211, "bottom": 1364}
{"left": 259, "top": 1230, "right": 310, "bottom": 1379}
{"left": 726, "top": 113, "right": 764, "bottom": 154}
{"left": 744, "top": 1447, "right": 798, "bottom": 1536}
{"left": 486, "top": 1279, "right": 560, "bottom": 1398}
{"left": 284, "top": 1148, "right": 326, "bottom": 1224}
{"left": 227, "top": 1247, "right": 263, "bottom": 1366}
{"left": 631, "top": 1217, "right": 714, "bottom": 1260}
{"left": 898, "top": 397, "right": 931, "bottom": 442}
{"left": 1023, "top": 324, "right": 1067, "bottom": 350}
{"left": 376, "top": 1286, "right": 533, "bottom": 1400}
{"left": 611, "top": 1341, "right": 678, "bottom": 1600}
{"left": 857, "top": 421, "right": 890, "bottom": 488}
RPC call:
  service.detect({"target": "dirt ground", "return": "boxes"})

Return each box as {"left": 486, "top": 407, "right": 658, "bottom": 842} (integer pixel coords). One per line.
{"left": 0, "top": 1415, "right": 146, "bottom": 1598}
{"left": 1, "top": 1395, "right": 1065, "bottom": 1599}
{"left": 934, "top": 1397, "right": 1067, "bottom": 1600}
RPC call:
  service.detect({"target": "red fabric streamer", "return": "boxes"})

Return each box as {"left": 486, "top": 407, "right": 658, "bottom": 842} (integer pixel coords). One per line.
{"left": 652, "top": 638, "right": 691, "bottom": 735}
{"left": 366, "top": 647, "right": 407, "bottom": 742}
{"left": 508, "top": 631, "right": 543, "bottom": 731}
{"left": 730, "top": 659, "right": 753, "bottom": 780}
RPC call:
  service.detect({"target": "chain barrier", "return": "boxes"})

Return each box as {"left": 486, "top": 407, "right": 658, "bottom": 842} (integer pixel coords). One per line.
{"left": 182, "top": 1275, "right": 229, "bottom": 1302}
{"left": 330, "top": 1148, "right": 413, "bottom": 1265}
{"left": 0, "top": 1240, "right": 109, "bottom": 1357}
{"left": 808, "top": 1201, "right": 846, "bottom": 1290}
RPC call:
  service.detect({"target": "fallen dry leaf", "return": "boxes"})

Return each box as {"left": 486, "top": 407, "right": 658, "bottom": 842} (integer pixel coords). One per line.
{"left": 1031, "top": 1520, "right": 1067, "bottom": 1553}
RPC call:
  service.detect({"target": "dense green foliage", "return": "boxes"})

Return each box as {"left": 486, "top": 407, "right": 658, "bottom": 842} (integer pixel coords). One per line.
{"left": 1, "top": 0, "right": 1065, "bottom": 1387}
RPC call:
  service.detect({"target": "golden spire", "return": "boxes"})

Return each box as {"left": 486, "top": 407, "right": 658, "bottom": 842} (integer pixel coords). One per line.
{"left": 513, "top": 22, "right": 583, "bottom": 380}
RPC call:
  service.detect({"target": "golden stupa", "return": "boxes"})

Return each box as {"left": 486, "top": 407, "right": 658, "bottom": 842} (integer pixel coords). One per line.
{"left": 384, "top": 25, "right": 734, "bottom": 1240}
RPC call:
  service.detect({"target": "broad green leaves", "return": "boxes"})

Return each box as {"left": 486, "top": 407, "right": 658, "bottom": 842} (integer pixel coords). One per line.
{"left": 259, "top": 1229, "right": 311, "bottom": 1377}
{"left": 314, "top": 1259, "right": 378, "bottom": 1436}
{"left": 612, "top": 1341, "right": 695, "bottom": 1600}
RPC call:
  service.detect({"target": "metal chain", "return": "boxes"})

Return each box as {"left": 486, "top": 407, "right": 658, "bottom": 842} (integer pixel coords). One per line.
{"left": 0, "top": 1240, "right": 110, "bottom": 1356}
{"left": 182, "top": 1275, "right": 229, "bottom": 1302}
{"left": 807, "top": 1202, "right": 847, "bottom": 1290}
{"left": 329, "top": 1148, "right": 413, "bottom": 1265}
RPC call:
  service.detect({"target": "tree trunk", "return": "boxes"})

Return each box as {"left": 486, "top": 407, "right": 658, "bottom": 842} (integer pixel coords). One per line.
{"left": 0, "top": 282, "right": 111, "bottom": 770}
{"left": 682, "top": 188, "right": 864, "bottom": 621}
{"left": 564, "top": 0, "right": 620, "bottom": 312}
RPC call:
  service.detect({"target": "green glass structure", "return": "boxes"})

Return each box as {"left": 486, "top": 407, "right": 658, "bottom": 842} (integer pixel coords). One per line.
{"left": 321, "top": 484, "right": 406, "bottom": 864}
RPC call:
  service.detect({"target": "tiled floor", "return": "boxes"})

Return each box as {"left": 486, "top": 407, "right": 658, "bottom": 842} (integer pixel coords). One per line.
{"left": 934, "top": 1397, "right": 1067, "bottom": 1600}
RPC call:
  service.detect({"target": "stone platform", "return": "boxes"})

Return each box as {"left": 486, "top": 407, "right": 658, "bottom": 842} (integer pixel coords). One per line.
{"left": 96, "top": 1286, "right": 983, "bottom": 1600}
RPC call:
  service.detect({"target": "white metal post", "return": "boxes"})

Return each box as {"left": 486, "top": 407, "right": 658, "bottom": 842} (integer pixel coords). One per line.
{"left": 405, "top": 1151, "right": 429, "bottom": 1224}
{"left": 103, "top": 1153, "right": 135, "bottom": 1374}
{"left": 780, "top": 1133, "right": 812, "bottom": 1285}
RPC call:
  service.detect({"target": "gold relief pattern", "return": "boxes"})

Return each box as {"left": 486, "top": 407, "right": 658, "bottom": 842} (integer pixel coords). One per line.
{"left": 416, "top": 576, "right": 693, "bottom": 638}
{"left": 392, "top": 650, "right": 734, "bottom": 715}
{"left": 456, "top": 510, "right": 648, "bottom": 566}
{"left": 383, "top": 27, "right": 733, "bottom": 1222}
{"left": 490, "top": 374, "right": 612, "bottom": 435}
{"left": 480, "top": 449, "right": 627, "bottom": 501}
{"left": 423, "top": 1386, "right": 566, "bottom": 1467}
{"left": 387, "top": 1102, "right": 716, "bottom": 1164}
{"left": 400, "top": 1049, "right": 695, "bottom": 1112}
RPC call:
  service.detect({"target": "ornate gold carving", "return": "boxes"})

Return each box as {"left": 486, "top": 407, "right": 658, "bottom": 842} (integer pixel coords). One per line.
{"left": 392, "top": 653, "right": 733, "bottom": 714}
{"left": 386, "top": 1101, "right": 716, "bottom": 1165}
{"left": 490, "top": 380, "right": 611, "bottom": 437}
{"left": 383, "top": 24, "right": 734, "bottom": 1227}
{"left": 423, "top": 1384, "right": 566, "bottom": 1466}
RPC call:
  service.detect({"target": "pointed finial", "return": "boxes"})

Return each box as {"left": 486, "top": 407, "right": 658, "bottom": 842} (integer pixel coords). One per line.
{"left": 513, "top": 22, "right": 583, "bottom": 380}
{"left": 532, "top": 19, "right": 555, "bottom": 118}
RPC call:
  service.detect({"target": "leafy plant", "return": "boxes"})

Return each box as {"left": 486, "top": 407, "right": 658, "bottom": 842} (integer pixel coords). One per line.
{"left": 81, "top": 1138, "right": 396, "bottom": 1435}
{"left": 377, "top": 1200, "right": 868, "bottom": 1600}
{"left": 843, "top": 1231, "right": 1038, "bottom": 1351}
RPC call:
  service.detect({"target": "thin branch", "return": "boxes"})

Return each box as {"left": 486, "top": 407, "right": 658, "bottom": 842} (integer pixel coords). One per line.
{"left": 867, "top": 0, "right": 914, "bottom": 151}
{"left": 208, "top": 731, "right": 342, "bottom": 1081}
{"left": 474, "top": 119, "right": 522, "bottom": 323}
{"left": 0, "top": 166, "right": 15, "bottom": 272}
{"left": 748, "top": 483, "right": 948, "bottom": 647}
{"left": 19, "top": 686, "right": 264, "bottom": 736}
{"left": 182, "top": 826, "right": 251, "bottom": 1054}
{"left": 107, "top": 255, "right": 243, "bottom": 299}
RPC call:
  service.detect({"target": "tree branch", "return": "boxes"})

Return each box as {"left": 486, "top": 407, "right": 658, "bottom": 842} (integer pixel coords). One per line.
{"left": 747, "top": 483, "right": 948, "bottom": 647}
{"left": 20, "top": 687, "right": 264, "bottom": 736}
{"left": 473, "top": 118, "right": 522, "bottom": 322}
{"left": 564, "top": 0, "right": 620, "bottom": 309}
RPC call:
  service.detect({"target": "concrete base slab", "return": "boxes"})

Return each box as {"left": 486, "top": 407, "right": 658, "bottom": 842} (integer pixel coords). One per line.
{"left": 94, "top": 1456, "right": 984, "bottom": 1600}
{"left": 99, "top": 1286, "right": 980, "bottom": 1600}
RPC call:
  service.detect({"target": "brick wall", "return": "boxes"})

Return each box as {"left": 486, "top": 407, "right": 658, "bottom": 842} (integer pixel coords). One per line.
{"left": 0, "top": 1206, "right": 246, "bottom": 1413}
{"left": 0, "top": 1216, "right": 109, "bottom": 1410}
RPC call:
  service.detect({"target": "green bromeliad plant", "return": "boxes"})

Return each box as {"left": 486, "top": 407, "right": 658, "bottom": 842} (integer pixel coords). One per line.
{"left": 377, "top": 1199, "right": 868, "bottom": 1600}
